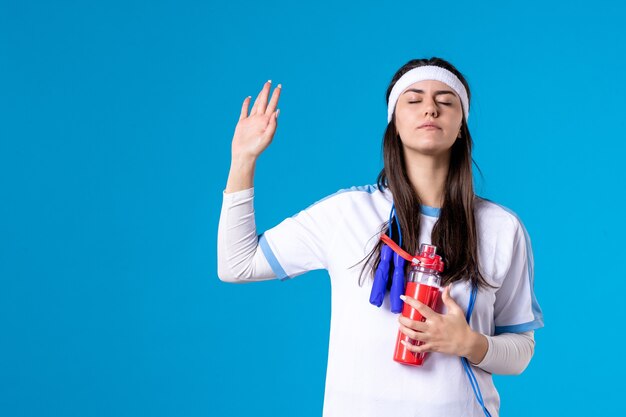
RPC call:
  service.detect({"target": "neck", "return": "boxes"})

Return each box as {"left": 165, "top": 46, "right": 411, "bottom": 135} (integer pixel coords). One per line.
{"left": 403, "top": 150, "right": 450, "bottom": 208}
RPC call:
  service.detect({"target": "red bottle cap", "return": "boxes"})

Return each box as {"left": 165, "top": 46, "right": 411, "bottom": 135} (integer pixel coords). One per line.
{"left": 415, "top": 244, "right": 445, "bottom": 272}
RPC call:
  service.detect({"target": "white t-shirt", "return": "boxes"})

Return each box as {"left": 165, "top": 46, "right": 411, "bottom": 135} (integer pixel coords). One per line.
{"left": 255, "top": 184, "right": 544, "bottom": 417}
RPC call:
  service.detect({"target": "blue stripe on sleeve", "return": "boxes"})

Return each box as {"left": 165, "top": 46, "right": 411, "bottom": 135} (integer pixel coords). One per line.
{"left": 495, "top": 318, "right": 544, "bottom": 334}
{"left": 258, "top": 233, "right": 290, "bottom": 281}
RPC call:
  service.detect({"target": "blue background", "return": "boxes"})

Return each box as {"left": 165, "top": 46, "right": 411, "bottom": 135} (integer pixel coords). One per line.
{"left": 1, "top": 0, "right": 624, "bottom": 416}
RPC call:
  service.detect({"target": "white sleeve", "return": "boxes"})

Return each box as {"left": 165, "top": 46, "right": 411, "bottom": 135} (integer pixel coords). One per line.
{"left": 217, "top": 187, "right": 277, "bottom": 283}
{"left": 471, "top": 330, "right": 535, "bottom": 375}
{"left": 258, "top": 191, "right": 335, "bottom": 280}
{"left": 493, "top": 217, "right": 544, "bottom": 334}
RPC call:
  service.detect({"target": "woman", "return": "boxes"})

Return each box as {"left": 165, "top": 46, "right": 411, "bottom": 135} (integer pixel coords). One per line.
{"left": 217, "top": 57, "right": 544, "bottom": 417}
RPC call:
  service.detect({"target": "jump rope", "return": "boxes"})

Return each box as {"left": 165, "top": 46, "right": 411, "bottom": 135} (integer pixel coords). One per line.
{"left": 373, "top": 203, "right": 492, "bottom": 417}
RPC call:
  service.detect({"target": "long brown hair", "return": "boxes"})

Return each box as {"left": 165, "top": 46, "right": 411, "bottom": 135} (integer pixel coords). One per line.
{"left": 356, "top": 57, "right": 491, "bottom": 290}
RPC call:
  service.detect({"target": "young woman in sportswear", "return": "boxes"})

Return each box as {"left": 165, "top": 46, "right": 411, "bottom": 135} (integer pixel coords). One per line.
{"left": 217, "top": 57, "right": 544, "bottom": 417}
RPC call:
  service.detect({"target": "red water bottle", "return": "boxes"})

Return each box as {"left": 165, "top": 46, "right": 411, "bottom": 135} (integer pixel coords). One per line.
{"left": 393, "top": 243, "right": 445, "bottom": 366}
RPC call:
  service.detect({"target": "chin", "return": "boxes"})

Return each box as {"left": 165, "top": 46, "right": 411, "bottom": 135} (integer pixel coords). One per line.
{"left": 403, "top": 144, "right": 452, "bottom": 157}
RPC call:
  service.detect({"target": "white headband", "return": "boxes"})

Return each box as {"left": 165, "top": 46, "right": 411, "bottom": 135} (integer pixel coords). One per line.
{"left": 387, "top": 65, "right": 469, "bottom": 124}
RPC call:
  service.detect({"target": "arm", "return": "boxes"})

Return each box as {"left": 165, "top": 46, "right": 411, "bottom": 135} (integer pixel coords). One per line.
{"left": 399, "top": 283, "right": 538, "bottom": 375}
{"left": 474, "top": 214, "right": 543, "bottom": 374}
{"left": 218, "top": 80, "right": 332, "bottom": 282}
{"left": 466, "top": 330, "right": 535, "bottom": 375}
{"left": 217, "top": 80, "right": 281, "bottom": 282}
{"left": 217, "top": 186, "right": 276, "bottom": 283}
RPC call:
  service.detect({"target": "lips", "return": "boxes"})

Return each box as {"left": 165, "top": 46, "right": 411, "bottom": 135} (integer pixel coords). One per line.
{"left": 419, "top": 122, "right": 440, "bottom": 129}
{"left": 419, "top": 123, "right": 441, "bottom": 129}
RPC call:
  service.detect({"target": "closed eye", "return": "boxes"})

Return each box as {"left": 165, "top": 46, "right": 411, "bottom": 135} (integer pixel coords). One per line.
{"left": 408, "top": 101, "right": 452, "bottom": 106}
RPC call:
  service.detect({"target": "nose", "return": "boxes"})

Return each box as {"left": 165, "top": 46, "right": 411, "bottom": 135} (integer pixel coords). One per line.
{"left": 424, "top": 98, "right": 438, "bottom": 117}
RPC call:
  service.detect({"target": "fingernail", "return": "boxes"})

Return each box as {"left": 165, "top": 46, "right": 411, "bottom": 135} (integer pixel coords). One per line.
{"left": 399, "top": 295, "right": 406, "bottom": 301}
{"left": 268, "top": 79, "right": 272, "bottom": 83}
{"left": 277, "top": 83, "right": 282, "bottom": 88}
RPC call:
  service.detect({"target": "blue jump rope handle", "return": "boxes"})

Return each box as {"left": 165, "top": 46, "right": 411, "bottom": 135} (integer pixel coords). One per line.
{"left": 369, "top": 244, "right": 393, "bottom": 307}
{"left": 389, "top": 253, "right": 406, "bottom": 313}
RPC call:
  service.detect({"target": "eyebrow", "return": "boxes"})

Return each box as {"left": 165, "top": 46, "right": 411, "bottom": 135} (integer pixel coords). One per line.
{"left": 402, "top": 89, "right": 457, "bottom": 97}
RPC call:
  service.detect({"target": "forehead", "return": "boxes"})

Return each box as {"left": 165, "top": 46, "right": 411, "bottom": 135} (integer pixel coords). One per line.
{"left": 402, "top": 79, "right": 458, "bottom": 96}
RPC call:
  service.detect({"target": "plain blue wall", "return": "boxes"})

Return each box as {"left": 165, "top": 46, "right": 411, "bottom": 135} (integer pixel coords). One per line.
{"left": 2, "top": 0, "right": 624, "bottom": 416}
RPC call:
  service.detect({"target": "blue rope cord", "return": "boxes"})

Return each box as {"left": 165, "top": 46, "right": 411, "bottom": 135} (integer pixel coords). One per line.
{"left": 462, "top": 284, "right": 492, "bottom": 417}
{"left": 388, "top": 204, "right": 395, "bottom": 240}
{"left": 395, "top": 206, "right": 403, "bottom": 248}
{"left": 389, "top": 203, "right": 403, "bottom": 248}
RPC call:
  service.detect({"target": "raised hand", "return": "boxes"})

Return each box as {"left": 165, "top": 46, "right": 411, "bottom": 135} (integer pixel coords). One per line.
{"left": 231, "top": 80, "right": 282, "bottom": 161}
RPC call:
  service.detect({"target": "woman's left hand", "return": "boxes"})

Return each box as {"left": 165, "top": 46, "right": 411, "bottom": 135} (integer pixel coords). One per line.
{"left": 398, "top": 285, "right": 486, "bottom": 361}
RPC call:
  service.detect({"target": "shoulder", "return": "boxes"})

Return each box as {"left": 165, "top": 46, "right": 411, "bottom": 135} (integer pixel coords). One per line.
{"left": 302, "top": 183, "right": 391, "bottom": 212}
{"left": 474, "top": 197, "right": 531, "bottom": 262}
{"left": 475, "top": 198, "right": 532, "bottom": 276}
{"left": 474, "top": 197, "right": 526, "bottom": 238}
{"left": 474, "top": 197, "right": 533, "bottom": 281}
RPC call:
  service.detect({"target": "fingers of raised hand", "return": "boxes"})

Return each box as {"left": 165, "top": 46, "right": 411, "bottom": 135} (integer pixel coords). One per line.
{"left": 245, "top": 80, "right": 280, "bottom": 120}
{"left": 239, "top": 96, "right": 252, "bottom": 121}
{"left": 250, "top": 80, "right": 272, "bottom": 115}
{"left": 265, "top": 83, "right": 281, "bottom": 116}
{"left": 249, "top": 81, "right": 267, "bottom": 115}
